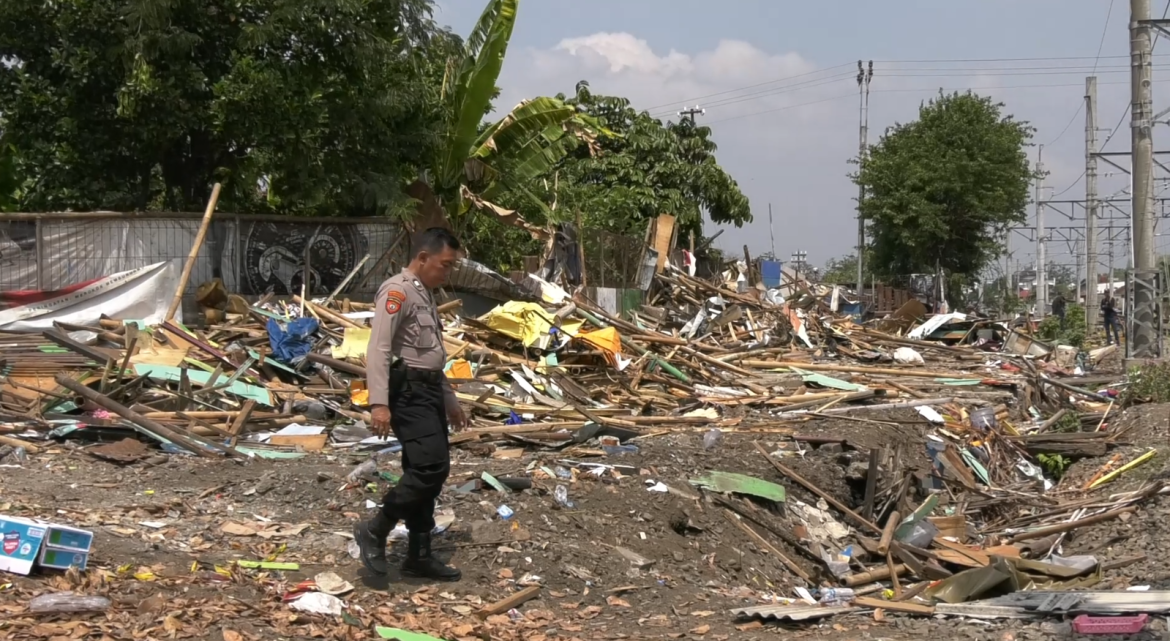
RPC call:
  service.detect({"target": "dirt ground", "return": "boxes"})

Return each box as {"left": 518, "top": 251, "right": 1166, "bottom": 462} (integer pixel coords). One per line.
{"left": 2, "top": 402, "right": 1170, "bottom": 641}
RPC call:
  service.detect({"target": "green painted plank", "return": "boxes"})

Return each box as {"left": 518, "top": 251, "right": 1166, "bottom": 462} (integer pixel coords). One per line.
{"left": 690, "top": 471, "right": 786, "bottom": 502}
{"left": 132, "top": 363, "right": 273, "bottom": 406}
{"left": 790, "top": 367, "right": 868, "bottom": 392}
{"left": 376, "top": 628, "right": 443, "bottom": 641}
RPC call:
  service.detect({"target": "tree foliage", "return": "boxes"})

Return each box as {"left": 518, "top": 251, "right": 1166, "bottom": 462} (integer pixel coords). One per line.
{"left": 492, "top": 82, "right": 752, "bottom": 237}
{"left": 855, "top": 91, "right": 1035, "bottom": 280}
{"left": 0, "top": 0, "right": 448, "bottom": 215}
{"left": 450, "top": 81, "right": 754, "bottom": 271}
{"left": 419, "top": 0, "right": 610, "bottom": 235}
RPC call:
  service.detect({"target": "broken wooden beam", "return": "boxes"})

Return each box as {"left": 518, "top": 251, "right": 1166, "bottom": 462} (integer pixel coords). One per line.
{"left": 43, "top": 328, "right": 112, "bottom": 367}
{"left": 853, "top": 596, "right": 934, "bottom": 616}
{"left": 476, "top": 586, "right": 540, "bottom": 619}
{"left": 54, "top": 373, "right": 216, "bottom": 458}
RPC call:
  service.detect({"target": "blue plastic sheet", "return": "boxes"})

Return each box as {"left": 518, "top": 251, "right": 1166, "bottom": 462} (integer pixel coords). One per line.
{"left": 267, "top": 317, "right": 320, "bottom": 363}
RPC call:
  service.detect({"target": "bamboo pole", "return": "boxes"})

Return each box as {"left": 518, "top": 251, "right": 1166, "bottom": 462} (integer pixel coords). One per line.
{"left": 167, "top": 183, "right": 222, "bottom": 321}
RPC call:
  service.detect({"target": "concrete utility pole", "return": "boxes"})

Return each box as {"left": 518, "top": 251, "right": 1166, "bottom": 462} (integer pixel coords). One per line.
{"left": 856, "top": 60, "right": 873, "bottom": 294}
{"left": 1086, "top": 76, "right": 1100, "bottom": 325}
{"left": 791, "top": 250, "right": 808, "bottom": 280}
{"left": 1035, "top": 145, "right": 1048, "bottom": 316}
{"left": 678, "top": 105, "right": 705, "bottom": 124}
{"left": 768, "top": 203, "right": 776, "bottom": 258}
{"left": 1130, "top": 0, "right": 1161, "bottom": 358}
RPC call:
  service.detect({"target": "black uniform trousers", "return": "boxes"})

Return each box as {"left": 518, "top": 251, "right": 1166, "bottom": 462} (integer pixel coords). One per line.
{"left": 379, "top": 367, "right": 451, "bottom": 534}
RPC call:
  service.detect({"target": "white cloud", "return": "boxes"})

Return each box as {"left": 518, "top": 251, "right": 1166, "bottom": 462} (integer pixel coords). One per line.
{"left": 555, "top": 33, "right": 692, "bottom": 76}
{"left": 493, "top": 31, "right": 1136, "bottom": 268}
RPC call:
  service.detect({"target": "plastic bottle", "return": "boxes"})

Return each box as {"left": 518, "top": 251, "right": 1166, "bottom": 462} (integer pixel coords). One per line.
{"left": 702, "top": 428, "right": 723, "bottom": 450}
{"left": 347, "top": 459, "right": 378, "bottom": 483}
{"left": 28, "top": 593, "right": 112, "bottom": 613}
{"left": 553, "top": 485, "right": 576, "bottom": 509}
{"left": 818, "top": 587, "right": 855, "bottom": 606}
{"left": 0, "top": 445, "right": 27, "bottom": 463}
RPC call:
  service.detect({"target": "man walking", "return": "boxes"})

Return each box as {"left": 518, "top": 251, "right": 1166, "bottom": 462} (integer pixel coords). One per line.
{"left": 1101, "top": 292, "right": 1122, "bottom": 346}
{"left": 1051, "top": 291, "right": 1067, "bottom": 331}
{"left": 353, "top": 227, "right": 467, "bottom": 580}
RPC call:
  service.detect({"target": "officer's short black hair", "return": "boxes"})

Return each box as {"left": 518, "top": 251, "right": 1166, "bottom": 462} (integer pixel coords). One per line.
{"left": 412, "top": 227, "right": 461, "bottom": 257}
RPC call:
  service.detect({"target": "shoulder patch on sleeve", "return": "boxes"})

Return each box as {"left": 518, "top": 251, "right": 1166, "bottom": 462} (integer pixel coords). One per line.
{"left": 385, "top": 289, "right": 406, "bottom": 315}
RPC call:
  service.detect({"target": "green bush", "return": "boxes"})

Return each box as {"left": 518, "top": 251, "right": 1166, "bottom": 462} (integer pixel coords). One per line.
{"left": 1038, "top": 303, "right": 1086, "bottom": 348}
{"left": 1122, "top": 361, "right": 1170, "bottom": 405}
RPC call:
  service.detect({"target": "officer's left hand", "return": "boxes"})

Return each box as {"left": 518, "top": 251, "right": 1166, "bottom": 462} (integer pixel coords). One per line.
{"left": 447, "top": 403, "right": 469, "bottom": 431}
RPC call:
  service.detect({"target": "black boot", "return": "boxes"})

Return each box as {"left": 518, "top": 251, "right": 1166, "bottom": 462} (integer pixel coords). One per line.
{"left": 353, "top": 512, "right": 395, "bottom": 576}
{"left": 402, "top": 531, "right": 461, "bottom": 581}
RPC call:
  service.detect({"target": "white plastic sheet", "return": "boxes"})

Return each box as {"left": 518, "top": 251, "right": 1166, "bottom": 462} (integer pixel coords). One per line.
{"left": 0, "top": 261, "right": 179, "bottom": 332}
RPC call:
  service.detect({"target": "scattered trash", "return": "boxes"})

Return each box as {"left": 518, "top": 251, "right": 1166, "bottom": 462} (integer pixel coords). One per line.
{"left": 313, "top": 571, "right": 355, "bottom": 596}
{"left": 288, "top": 591, "right": 345, "bottom": 616}
{"left": 553, "top": 485, "right": 575, "bottom": 509}
{"left": 702, "top": 428, "right": 723, "bottom": 450}
{"left": 27, "top": 593, "right": 111, "bottom": 613}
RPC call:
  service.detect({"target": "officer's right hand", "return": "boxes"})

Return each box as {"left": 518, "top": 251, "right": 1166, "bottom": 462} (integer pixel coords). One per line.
{"left": 371, "top": 405, "right": 392, "bottom": 438}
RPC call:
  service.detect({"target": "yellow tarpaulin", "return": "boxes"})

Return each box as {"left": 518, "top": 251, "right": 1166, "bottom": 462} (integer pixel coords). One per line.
{"left": 446, "top": 359, "right": 474, "bottom": 380}
{"left": 332, "top": 327, "right": 372, "bottom": 359}
{"left": 576, "top": 326, "right": 624, "bottom": 368}
{"left": 479, "top": 301, "right": 583, "bottom": 348}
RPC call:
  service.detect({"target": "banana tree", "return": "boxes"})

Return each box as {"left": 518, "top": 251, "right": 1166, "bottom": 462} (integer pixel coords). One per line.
{"left": 413, "top": 0, "right": 609, "bottom": 236}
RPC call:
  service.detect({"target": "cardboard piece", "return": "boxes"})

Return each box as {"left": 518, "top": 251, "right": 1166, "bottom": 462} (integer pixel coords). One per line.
{"left": 0, "top": 515, "right": 93, "bottom": 575}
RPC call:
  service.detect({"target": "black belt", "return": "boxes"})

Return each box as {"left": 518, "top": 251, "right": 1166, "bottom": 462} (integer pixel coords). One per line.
{"left": 403, "top": 366, "right": 444, "bottom": 384}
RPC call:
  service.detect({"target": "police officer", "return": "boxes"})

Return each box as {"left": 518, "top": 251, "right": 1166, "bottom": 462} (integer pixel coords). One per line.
{"left": 353, "top": 227, "right": 467, "bottom": 580}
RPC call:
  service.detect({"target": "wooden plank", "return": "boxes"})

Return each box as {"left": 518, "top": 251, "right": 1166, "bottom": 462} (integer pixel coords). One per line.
{"left": 853, "top": 596, "right": 934, "bottom": 616}
{"left": 843, "top": 563, "right": 908, "bottom": 587}
{"left": 931, "top": 537, "right": 990, "bottom": 566}
{"left": 476, "top": 586, "right": 540, "bottom": 619}
{"left": 862, "top": 448, "right": 879, "bottom": 519}
{"left": 43, "top": 328, "right": 112, "bottom": 367}
{"left": 652, "top": 214, "right": 675, "bottom": 274}
{"left": 723, "top": 510, "right": 811, "bottom": 582}
{"left": 270, "top": 434, "right": 327, "bottom": 451}
{"left": 877, "top": 510, "right": 900, "bottom": 555}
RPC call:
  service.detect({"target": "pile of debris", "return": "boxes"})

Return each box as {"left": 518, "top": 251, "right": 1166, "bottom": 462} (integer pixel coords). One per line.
{"left": 3, "top": 257, "right": 1166, "bottom": 636}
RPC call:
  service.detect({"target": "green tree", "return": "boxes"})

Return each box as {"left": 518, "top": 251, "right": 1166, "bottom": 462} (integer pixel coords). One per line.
{"left": 0, "top": 0, "right": 446, "bottom": 215}
{"left": 464, "top": 81, "right": 753, "bottom": 271}
{"left": 557, "top": 82, "right": 750, "bottom": 234}
{"left": 822, "top": 253, "right": 869, "bottom": 285}
{"left": 0, "top": 142, "right": 19, "bottom": 211}
{"left": 855, "top": 91, "right": 1036, "bottom": 289}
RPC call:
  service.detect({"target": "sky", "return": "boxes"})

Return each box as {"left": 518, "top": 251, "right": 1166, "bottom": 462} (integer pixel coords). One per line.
{"left": 433, "top": 0, "right": 1170, "bottom": 275}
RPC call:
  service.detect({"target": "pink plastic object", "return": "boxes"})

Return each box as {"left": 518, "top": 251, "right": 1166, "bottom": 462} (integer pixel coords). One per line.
{"left": 1072, "top": 614, "right": 1148, "bottom": 634}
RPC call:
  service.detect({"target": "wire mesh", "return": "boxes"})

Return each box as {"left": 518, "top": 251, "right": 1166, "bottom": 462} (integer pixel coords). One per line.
{"left": 0, "top": 214, "right": 408, "bottom": 313}
{"left": 582, "top": 229, "right": 645, "bottom": 289}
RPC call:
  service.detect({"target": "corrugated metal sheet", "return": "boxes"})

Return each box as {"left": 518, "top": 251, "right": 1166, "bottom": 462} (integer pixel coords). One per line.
{"left": 981, "top": 591, "right": 1170, "bottom": 615}
{"left": 730, "top": 604, "right": 855, "bottom": 621}
{"left": 934, "top": 604, "right": 1036, "bottom": 620}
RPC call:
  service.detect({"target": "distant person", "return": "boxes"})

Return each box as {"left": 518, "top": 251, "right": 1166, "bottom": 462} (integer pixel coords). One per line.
{"left": 1051, "top": 292, "right": 1067, "bottom": 330}
{"left": 1101, "top": 293, "right": 1122, "bottom": 345}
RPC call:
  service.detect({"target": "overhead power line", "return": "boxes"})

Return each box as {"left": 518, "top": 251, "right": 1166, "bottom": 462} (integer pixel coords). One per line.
{"left": 702, "top": 80, "right": 1130, "bottom": 126}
